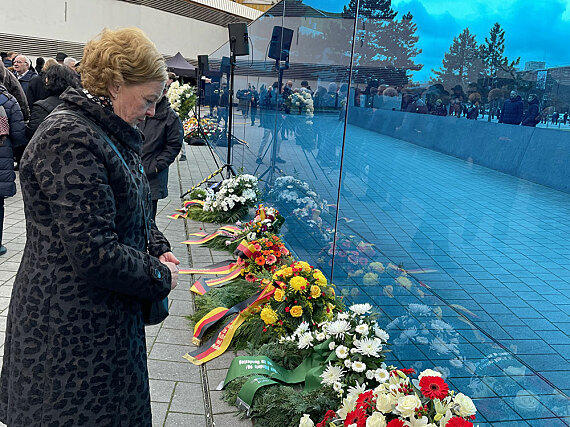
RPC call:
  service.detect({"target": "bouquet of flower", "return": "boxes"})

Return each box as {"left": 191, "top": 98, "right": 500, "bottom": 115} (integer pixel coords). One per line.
{"left": 167, "top": 81, "right": 197, "bottom": 120}
{"left": 243, "top": 261, "right": 340, "bottom": 342}
{"left": 301, "top": 367, "right": 478, "bottom": 427}
{"left": 182, "top": 116, "right": 222, "bottom": 142}
{"left": 203, "top": 205, "right": 286, "bottom": 253}
{"left": 185, "top": 174, "right": 261, "bottom": 223}
{"left": 240, "top": 236, "right": 293, "bottom": 281}
{"left": 286, "top": 89, "right": 315, "bottom": 119}
{"left": 283, "top": 303, "right": 390, "bottom": 397}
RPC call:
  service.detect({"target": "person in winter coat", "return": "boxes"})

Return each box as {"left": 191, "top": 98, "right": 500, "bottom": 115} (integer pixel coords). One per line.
{"left": 0, "top": 84, "right": 26, "bottom": 256}
{"left": 0, "top": 61, "right": 30, "bottom": 121}
{"left": 498, "top": 90, "right": 523, "bottom": 125}
{"left": 139, "top": 80, "right": 183, "bottom": 220}
{"left": 25, "top": 57, "right": 59, "bottom": 107}
{"left": 12, "top": 55, "right": 38, "bottom": 95}
{"left": 0, "top": 27, "right": 180, "bottom": 427}
{"left": 522, "top": 94, "right": 541, "bottom": 127}
{"left": 26, "top": 63, "right": 81, "bottom": 139}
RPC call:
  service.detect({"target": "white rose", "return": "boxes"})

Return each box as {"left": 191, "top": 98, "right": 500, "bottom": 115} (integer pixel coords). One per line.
{"left": 299, "top": 414, "right": 314, "bottom": 427}
{"left": 366, "top": 412, "right": 387, "bottom": 427}
{"left": 344, "top": 359, "right": 352, "bottom": 368}
{"left": 397, "top": 394, "right": 422, "bottom": 418}
{"left": 366, "top": 370, "right": 375, "bottom": 380}
{"left": 375, "top": 393, "right": 394, "bottom": 413}
{"left": 329, "top": 341, "right": 336, "bottom": 350}
{"left": 453, "top": 393, "right": 477, "bottom": 417}
{"left": 418, "top": 369, "right": 443, "bottom": 381}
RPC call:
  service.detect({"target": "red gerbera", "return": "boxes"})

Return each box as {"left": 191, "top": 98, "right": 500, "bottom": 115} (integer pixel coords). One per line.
{"left": 344, "top": 407, "right": 367, "bottom": 427}
{"left": 244, "top": 273, "right": 257, "bottom": 282}
{"left": 386, "top": 420, "right": 406, "bottom": 427}
{"left": 317, "top": 410, "right": 337, "bottom": 427}
{"left": 446, "top": 417, "right": 474, "bottom": 427}
{"left": 419, "top": 376, "right": 449, "bottom": 400}
{"left": 255, "top": 256, "right": 266, "bottom": 266}
{"left": 356, "top": 390, "right": 375, "bottom": 411}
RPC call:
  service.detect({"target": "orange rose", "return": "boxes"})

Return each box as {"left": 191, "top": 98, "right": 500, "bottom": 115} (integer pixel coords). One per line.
{"left": 290, "top": 305, "right": 303, "bottom": 317}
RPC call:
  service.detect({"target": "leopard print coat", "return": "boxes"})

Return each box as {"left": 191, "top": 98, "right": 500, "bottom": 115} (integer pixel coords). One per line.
{"left": 0, "top": 87, "right": 173, "bottom": 426}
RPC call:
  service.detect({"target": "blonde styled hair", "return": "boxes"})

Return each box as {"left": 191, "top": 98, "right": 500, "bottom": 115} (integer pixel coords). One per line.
{"left": 43, "top": 58, "right": 58, "bottom": 71}
{"left": 79, "top": 27, "right": 167, "bottom": 96}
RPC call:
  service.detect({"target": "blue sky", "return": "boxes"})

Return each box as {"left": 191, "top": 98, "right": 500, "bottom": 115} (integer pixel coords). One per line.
{"left": 304, "top": 0, "right": 570, "bottom": 82}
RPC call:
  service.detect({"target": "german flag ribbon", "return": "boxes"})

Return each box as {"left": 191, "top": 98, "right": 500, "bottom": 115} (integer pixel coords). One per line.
{"left": 179, "top": 260, "right": 238, "bottom": 275}
{"left": 189, "top": 267, "right": 245, "bottom": 295}
{"left": 191, "top": 290, "right": 265, "bottom": 344}
{"left": 234, "top": 240, "right": 256, "bottom": 259}
{"left": 168, "top": 199, "right": 205, "bottom": 219}
{"left": 184, "top": 285, "right": 275, "bottom": 365}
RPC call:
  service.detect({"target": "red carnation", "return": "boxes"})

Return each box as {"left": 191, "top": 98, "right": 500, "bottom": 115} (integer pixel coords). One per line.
{"left": 400, "top": 368, "right": 416, "bottom": 375}
{"left": 446, "top": 417, "right": 474, "bottom": 427}
{"left": 386, "top": 420, "right": 406, "bottom": 427}
{"left": 344, "top": 407, "right": 367, "bottom": 427}
{"left": 419, "top": 376, "right": 449, "bottom": 400}
{"left": 356, "top": 390, "right": 375, "bottom": 411}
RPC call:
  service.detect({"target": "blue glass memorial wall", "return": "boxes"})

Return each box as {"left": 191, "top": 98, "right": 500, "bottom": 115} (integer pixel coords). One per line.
{"left": 199, "top": 0, "right": 570, "bottom": 424}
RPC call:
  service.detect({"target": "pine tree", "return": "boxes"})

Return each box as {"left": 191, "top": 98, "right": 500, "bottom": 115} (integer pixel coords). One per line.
{"left": 342, "top": 0, "right": 396, "bottom": 18}
{"left": 431, "top": 28, "right": 481, "bottom": 89}
{"left": 479, "top": 22, "right": 520, "bottom": 85}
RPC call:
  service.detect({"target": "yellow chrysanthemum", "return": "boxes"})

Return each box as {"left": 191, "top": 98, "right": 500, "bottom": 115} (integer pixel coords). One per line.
{"left": 363, "top": 272, "right": 379, "bottom": 285}
{"left": 290, "top": 305, "right": 303, "bottom": 317}
{"left": 290, "top": 276, "right": 308, "bottom": 292}
{"left": 314, "top": 272, "right": 327, "bottom": 286}
{"left": 260, "top": 306, "right": 278, "bottom": 325}
{"left": 274, "top": 288, "right": 285, "bottom": 302}
{"left": 295, "top": 261, "right": 311, "bottom": 273}
{"left": 281, "top": 267, "right": 294, "bottom": 278}
{"left": 310, "top": 285, "right": 321, "bottom": 298}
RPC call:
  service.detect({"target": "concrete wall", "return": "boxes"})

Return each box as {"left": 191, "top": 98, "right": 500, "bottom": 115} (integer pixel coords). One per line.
{"left": 348, "top": 107, "right": 570, "bottom": 193}
{"left": 0, "top": 0, "right": 227, "bottom": 59}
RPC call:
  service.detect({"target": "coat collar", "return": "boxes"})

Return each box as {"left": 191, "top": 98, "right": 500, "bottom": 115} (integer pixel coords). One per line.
{"left": 60, "top": 86, "right": 143, "bottom": 154}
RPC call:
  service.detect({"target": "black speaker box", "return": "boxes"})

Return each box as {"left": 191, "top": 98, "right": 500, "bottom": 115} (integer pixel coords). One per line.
{"left": 198, "top": 55, "right": 209, "bottom": 74}
{"left": 228, "top": 23, "right": 249, "bottom": 56}
{"left": 221, "top": 56, "right": 230, "bottom": 74}
{"left": 268, "top": 26, "right": 294, "bottom": 61}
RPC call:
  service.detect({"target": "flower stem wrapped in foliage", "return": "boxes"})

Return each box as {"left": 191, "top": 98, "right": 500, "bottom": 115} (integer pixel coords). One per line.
{"left": 167, "top": 81, "right": 197, "bottom": 121}
{"left": 302, "top": 367, "right": 478, "bottom": 427}
{"left": 184, "top": 174, "right": 261, "bottom": 223}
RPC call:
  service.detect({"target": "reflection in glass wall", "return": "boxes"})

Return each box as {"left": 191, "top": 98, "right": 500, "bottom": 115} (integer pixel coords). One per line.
{"left": 198, "top": 0, "right": 570, "bottom": 423}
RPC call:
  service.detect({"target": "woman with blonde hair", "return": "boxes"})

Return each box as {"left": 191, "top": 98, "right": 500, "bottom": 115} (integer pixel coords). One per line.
{"left": 0, "top": 28, "right": 179, "bottom": 426}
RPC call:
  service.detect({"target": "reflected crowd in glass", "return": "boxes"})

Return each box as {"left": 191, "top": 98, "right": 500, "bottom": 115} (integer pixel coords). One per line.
{"left": 194, "top": 0, "right": 570, "bottom": 424}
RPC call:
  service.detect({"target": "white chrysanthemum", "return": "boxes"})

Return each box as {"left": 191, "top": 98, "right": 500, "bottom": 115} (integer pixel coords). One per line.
{"left": 374, "top": 368, "right": 390, "bottom": 383}
{"left": 408, "top": 303, "right": 431, "bottom": 315}
{"left": 316, "top": 332, "right": 326, "bottom": 341}
{"left": 349, "top": 303, "right": 372, "bottom": 315}
{"left": 325, "top": 319, "right": 351, "bottom": 339}
{"left": 298, "top": 332, "right": 314, "bottom": 349}
{"left": 344, "top": 359, "right": 352, "bottom": 368}
{"left": 294, "top": 321, "right": 310, "bottom": 336}
{"left": 320, "top": 363, "right": 345, "bottom": 385}
{"left": 329, "top": 341, "right": 336, "bottom": 351}
{"left": 355, "top": 323, "right": 369, "bottom": 336}
{"left": 335, "top": 345, "right": 349, "bottom": 359}
{"left": 354, "top": 337, "right": 383, "bottom": 357}
{"left": 352, "top": 361, "right": 366, "bottom": 372}
{"left": 337, "top": 312, "right": 350, "bottom": 320}
{"left": 374, "top": 326, "right": 390, "bottom": 342}
{"left": 347, "top": 381, "right": 367, "bottom": 398}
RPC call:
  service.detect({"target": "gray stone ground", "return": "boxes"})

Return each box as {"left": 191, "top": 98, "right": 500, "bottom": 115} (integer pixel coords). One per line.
{"left": 0, "top": 145, "right": 252, "bottom": 427}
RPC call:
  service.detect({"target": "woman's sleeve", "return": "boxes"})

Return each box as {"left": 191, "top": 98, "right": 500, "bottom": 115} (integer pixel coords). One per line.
{"left": 32, "top": 123, "right": 171, "bottom": 302}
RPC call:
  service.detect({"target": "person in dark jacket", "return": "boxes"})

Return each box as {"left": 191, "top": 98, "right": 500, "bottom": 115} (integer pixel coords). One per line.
{"left": 522, "top": 94, "right": 541, "bottom": 127}
{"left": 0, "top": 84, "right": 26, "bottom": 256}
{"left": 12, "top": 55, "right": 38, "bottom": 95}
{"left": 498, "top": 90, "right": 523, "bottom": 125}
{"left": 26, "top": 63, "right": 81, "bottom": 139}
{"left": 0, "top": 61, "right": 30, "bottom": 121}
{"left": 25, "top": 58, "right": 59, "bottom": 107}
{"left": 139, "top": 82, "right": 183, "bottom": 220}
{"left": 0, "top": 27, "right": 179, "bottom": 427}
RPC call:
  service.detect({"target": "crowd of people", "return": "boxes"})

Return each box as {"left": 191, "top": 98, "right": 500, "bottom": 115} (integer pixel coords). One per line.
{"left": 1, "top": 28, "right": 184, "bottom": 426}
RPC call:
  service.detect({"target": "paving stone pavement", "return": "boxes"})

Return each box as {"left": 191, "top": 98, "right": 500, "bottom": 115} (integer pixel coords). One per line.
{"left": 0, "top": 145, "right": 253, "bottom": 427}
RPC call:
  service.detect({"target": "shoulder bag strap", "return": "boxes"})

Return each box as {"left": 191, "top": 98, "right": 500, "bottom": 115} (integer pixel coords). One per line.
{"left": 49, "top": 109, "right": 150, "bottom": 248}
